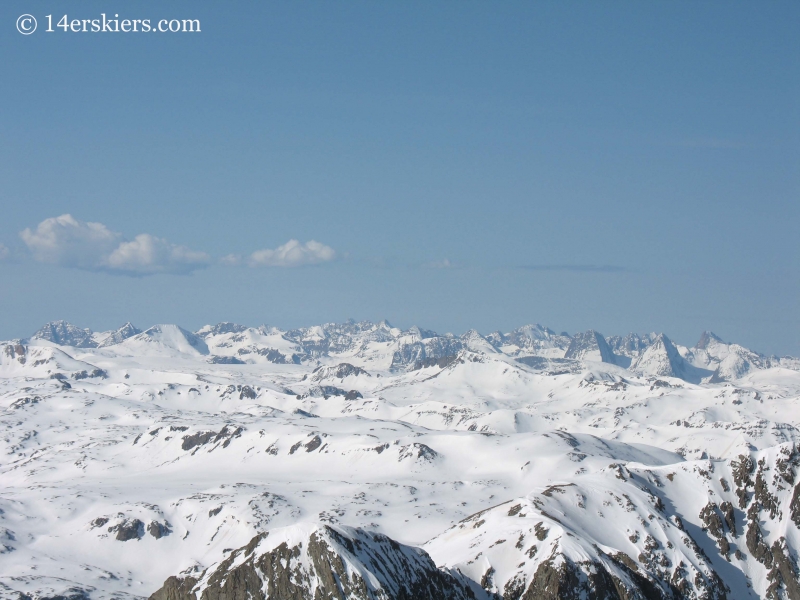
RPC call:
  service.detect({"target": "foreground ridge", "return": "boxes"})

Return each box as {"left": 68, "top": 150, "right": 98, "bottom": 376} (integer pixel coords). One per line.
{"left": 149, "top": 446, "right": 799, "bottom": 600}
{"left": 150, "top": 523, "right": 475, "bottom": 600}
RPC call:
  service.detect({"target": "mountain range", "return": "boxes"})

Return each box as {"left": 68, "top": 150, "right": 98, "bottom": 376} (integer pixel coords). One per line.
{"left": 1, "top": 319, "right": 798, "bottom": 600}
{"left": 26, "top": 319, "right": 800, "bottom": 383}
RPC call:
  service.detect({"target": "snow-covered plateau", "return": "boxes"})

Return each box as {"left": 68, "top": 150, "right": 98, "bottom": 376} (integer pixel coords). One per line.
{"left": 1, "top": 319, "right": 798, "bottom": 600}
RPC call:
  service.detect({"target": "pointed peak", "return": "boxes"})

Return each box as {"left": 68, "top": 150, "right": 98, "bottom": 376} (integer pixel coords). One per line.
{"left": 564, "top": 330, "right": 615, "bottom": 363}
{"left": 650, "top": 332, "right": 675, "bottom": 346}
{"left": 461, "top": 329, "right": 485, "bottom": 340}
{"left": 696, "top": 331, "right": 724, "bottom": 349}
{"left": 97, "top": 322, "right": 142, "bottom": 347}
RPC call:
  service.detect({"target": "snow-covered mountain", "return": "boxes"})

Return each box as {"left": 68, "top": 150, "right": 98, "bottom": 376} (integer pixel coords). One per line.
{"left": 1, "top": 319, "right": 799, "bottom": 600}
{"left": 32, "top": 320, "right": 97, "bottom": 348}
{"left": 24, "top": 319, "right": 796, "bottom": 385}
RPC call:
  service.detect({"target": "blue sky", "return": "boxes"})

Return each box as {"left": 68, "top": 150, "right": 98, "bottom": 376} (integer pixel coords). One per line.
{"left": 1, "top": 1, "right": 798, "bottom": 354}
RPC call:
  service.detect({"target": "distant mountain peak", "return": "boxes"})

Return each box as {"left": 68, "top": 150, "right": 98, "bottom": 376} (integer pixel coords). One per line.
{"left": 97, "top": 322, "right": 142, "bottom": 347}
{"left": 564, "top": 330, "right": 615, "bottom": 363}
{"left": 696, "top": 331, "right": 724, "bottom": 349}
{"left": 126, "top": 324, "right": 209, "bottom": 356}
{"left": 33, "top": 321, "right": 96, "bottom": 348}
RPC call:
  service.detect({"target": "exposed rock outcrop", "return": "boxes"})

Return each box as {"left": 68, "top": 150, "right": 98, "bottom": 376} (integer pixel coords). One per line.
{"left": 149, "top": 523, "right": 475, "bottom": 600}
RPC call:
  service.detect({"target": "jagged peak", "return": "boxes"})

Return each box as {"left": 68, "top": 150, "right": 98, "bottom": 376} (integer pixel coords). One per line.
{"left": 96, "top": 322, "right": 142, "bottom": 348}
{"left": 564, "top": 330, "right": 615, "bottom": 363}
{"left": 696, "top": 330, "right": 725, "bottom": 349}
{"left": 32, "top": 320, "right": 97, "bottom": 348}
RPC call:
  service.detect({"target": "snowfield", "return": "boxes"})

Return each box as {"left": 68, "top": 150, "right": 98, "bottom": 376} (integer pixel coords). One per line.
{"left": 0, "top": 320, "right": 798, "bottom": 600}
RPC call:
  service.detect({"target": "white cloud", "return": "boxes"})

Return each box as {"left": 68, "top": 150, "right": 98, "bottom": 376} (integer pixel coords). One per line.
{"left": 106, "top": 234, "right": 211, "bottom": 275}
{"left": 20, "top": 214, "right": 210, "bottom": 275}
{"left": 248, "top": 239, "right": 336, "bottom": 267}
{"left": 20, "top": 214, "right": 120, "bottom": 269}
{"left": 0, "top": 243, "right": 10, "bottom": 261}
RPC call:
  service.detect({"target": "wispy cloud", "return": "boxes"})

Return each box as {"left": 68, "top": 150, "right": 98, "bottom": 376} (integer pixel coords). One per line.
{"left": 248, "top": 239, "right": 336, "bottom": 267}
{"left": 20, "top": 214, "right": 210, "bottom": 275}
{"left": 518, "top": 264, "right": 628, "bottom": 273}
{"left": 0, "top": 243, "right": 9, "bottom": 261}
{"left": 219, "top": 253, "right": 243, "bottom": 266}
{"left": 424, "top": 258, "right": 454, "bottom": 269}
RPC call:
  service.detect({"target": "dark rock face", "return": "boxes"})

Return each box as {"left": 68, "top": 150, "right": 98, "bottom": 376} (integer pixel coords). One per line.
{"left": 766, "top": 538, "right": 800, "bottom": 600}
{"left": 3, "top": 344, "right": 27, "bottom": 365}
{"left": 148, "top": 520, "right": 172, "bottom": 539}
{"left": 150, "top": 576, "right": 198, "bottom": 600}
{"left": 516, "top": 555, "right": 673, "bottom": 600}
{"left": 699, "top": 503, "right": 731, "bottom": 557}
{"left": 11, "top": 395, "right": 41, "bottom": 409}
{"left": 149, "top": 525, "right": 475, "bottom": 600}
{"left": 791, "top": 484, "right": 800, "bottom": 528}
{"left": 495, "top": 548, "right": 727, "bottom": 600}
{"left": 256, "top": 348, "right": 290, "bottom": 363}
{"left": 182, "top": 431, "right": 217, "bottom": 451}
{"left": 719, "top": 501, "right": 736, "bottom": 536}
{"left": 411, "top": 355, "right": 458, "bottom": 371}
{"left": 398, "top": 443, "right": 438, "bottom": 463}
{"left": 110, "top": 519, "right": 144, "bottom": 541}
{"left": 391, "top": 337, "right": 464, "bottom": 371}
{"left": 699, "top": 503, "right": 724, "bottom": 540}
{"left": 182, "top": 426, "right": 244, "bottom": 452}
{"left": 72, "top": 368, "right": 107, "bottom": 380}
{"left": 238, "top": 385, "right": 256, "bottom": 400}
{"left": 304, "top": 435, "right": 323, "bottom": 452}
{"left": 731, "top": 454, "right": 754, "bottom": 509}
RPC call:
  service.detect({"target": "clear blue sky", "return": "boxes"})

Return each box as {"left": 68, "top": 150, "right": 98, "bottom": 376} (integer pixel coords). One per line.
{"left": 1, "top": 1, "right": 798, "bottom": 355}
